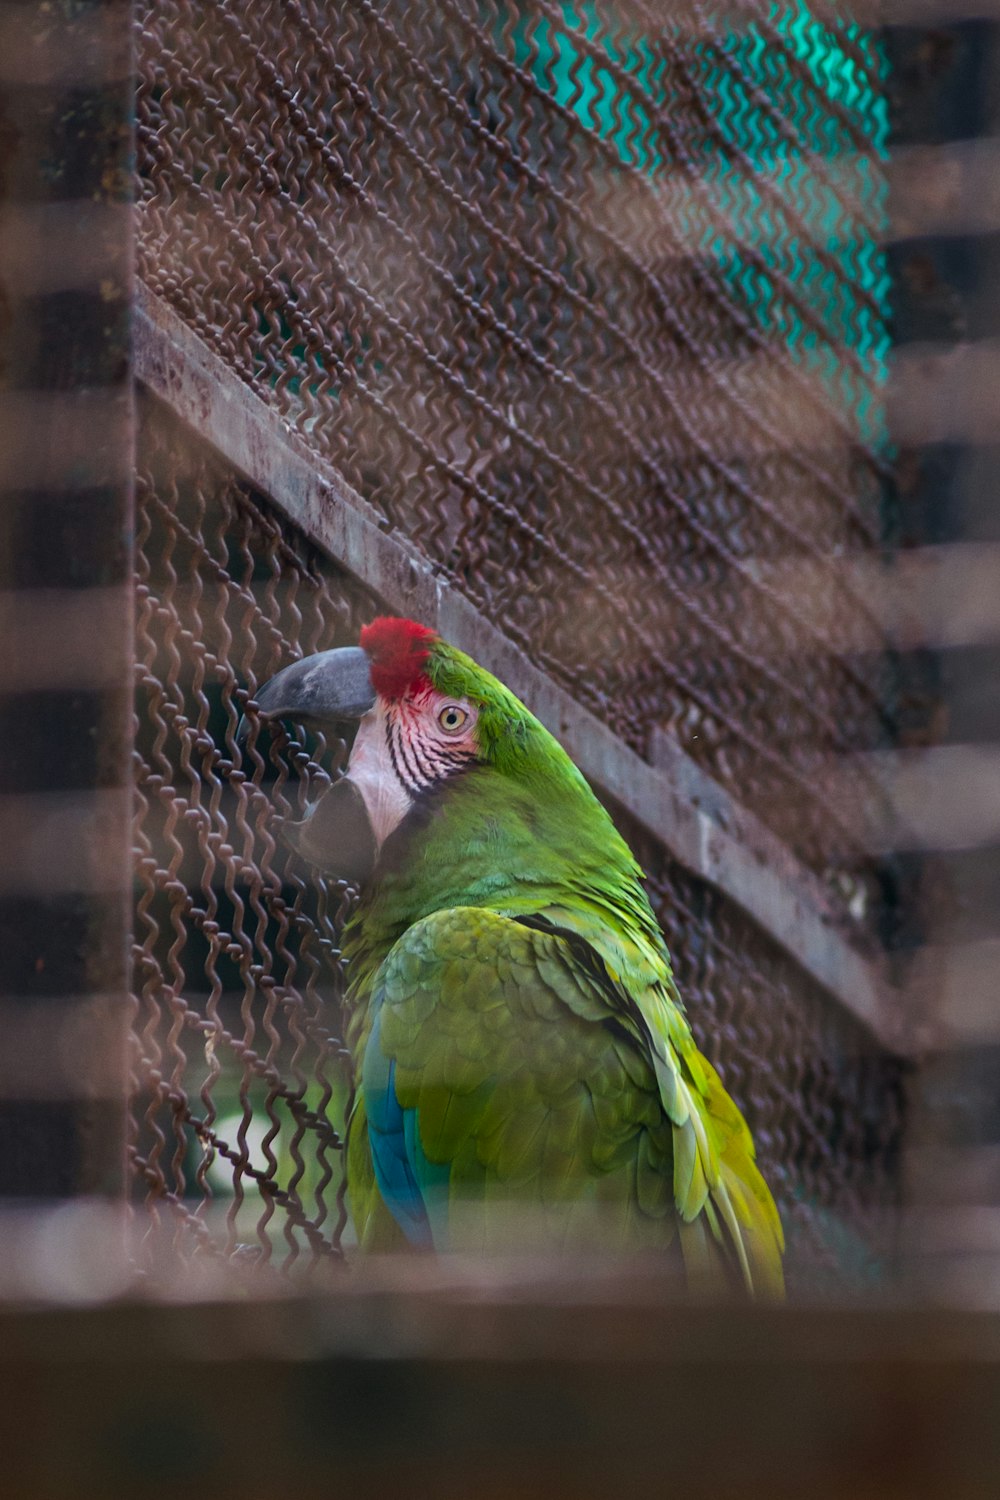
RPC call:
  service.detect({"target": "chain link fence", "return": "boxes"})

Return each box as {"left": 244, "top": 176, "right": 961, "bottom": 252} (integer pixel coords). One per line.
{"left": 132, "top": 0, "right": 908, "bottom": 1288}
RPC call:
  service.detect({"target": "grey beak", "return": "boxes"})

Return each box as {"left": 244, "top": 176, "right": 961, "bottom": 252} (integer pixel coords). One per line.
{"left": 236, "top": 646, "right": 375, "bottom": 745}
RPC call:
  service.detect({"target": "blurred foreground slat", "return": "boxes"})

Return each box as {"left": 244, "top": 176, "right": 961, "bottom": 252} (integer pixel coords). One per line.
{"left": 0, "top": 0, "right": 133, "bottom": 1198}
{"left": 1, "top": 1288, "right": 999, "bottom": 1499}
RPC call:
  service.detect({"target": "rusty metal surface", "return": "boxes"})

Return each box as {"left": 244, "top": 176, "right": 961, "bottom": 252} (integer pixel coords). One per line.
{"left": 136, "top": 0, "right": 896, "bottom": 937}
{"left": 130, "top": 394, "right": 904, "bottom": 1286}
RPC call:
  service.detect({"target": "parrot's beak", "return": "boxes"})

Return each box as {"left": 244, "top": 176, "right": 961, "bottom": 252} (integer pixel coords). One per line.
{"left": 236, "top": 646, "right": 379, "bottom": 886}
{"left": 236, "top": 646, "right": 376, "bottom": 745}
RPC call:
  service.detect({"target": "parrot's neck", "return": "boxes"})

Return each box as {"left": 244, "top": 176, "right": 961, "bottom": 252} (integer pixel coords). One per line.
{"left": 342, "top": 761, "right": 664, "bottom": 1032}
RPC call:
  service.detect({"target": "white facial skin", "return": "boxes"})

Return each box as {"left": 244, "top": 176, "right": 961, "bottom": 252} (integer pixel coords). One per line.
{"left": 346, "top": 688, "right": 479, "bottom": 850}
{"left": 345, "top": 703, "right": 413, "bottom": 850}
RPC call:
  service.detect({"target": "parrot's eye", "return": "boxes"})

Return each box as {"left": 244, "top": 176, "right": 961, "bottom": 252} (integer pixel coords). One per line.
{"left": 437, "top": 704, "right": 470, "bottom": 735}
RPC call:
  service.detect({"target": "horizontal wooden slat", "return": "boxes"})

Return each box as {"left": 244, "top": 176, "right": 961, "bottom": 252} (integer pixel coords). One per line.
{"left": 1, "top": 1285, "right": 999, "bottom": 1499}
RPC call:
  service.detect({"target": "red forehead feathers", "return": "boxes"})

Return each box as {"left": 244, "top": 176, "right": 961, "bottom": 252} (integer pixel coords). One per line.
{"left": 360, "top": 616, "right": 437, "bottom": 699}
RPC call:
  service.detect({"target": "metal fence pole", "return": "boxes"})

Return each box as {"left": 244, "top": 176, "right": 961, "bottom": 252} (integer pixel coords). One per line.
{"left": 0, "top": 1, "right": 133, "bottom": 1198}
{"left": 885, "top": 11, "right": 1000, "bottom": 1289}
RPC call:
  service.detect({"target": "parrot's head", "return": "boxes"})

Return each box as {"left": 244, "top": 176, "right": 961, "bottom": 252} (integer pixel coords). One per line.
{"left": 241, "top": 615, "right": 583, "bottom": 886}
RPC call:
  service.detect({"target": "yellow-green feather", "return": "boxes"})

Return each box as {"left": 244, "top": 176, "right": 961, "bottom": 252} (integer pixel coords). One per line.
{"left": 348, "top": 906, "right": 783, "bottom": 1293}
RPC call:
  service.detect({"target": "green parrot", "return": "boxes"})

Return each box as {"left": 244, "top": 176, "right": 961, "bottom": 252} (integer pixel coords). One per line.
{"left": 246, "top": 616, "right": 784, "bottom": 1296}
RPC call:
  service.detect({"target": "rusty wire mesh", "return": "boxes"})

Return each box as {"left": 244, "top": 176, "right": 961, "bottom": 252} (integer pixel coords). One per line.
{"left": 131, "top": 394, "right": 904, "bottom": 1286}
{"left": 136, "top": 0, "right": 896, "bottom": 933}
{"left": 132, "top": 393, "right": 371, "bottom": 1273}
{"left": 632, "top": 821, "right": 906, "bottom": 1288}
{"left": 133, "top": 0, "right": 905, "bottom": 1282}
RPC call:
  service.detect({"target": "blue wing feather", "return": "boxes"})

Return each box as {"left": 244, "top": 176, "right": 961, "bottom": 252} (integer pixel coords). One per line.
{"left": 363, "top": 1008, "right": 450, "bottom": 1247}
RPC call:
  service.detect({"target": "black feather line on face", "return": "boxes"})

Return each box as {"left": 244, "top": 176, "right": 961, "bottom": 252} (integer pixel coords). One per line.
{"left": 410, "top": 736, "right": 441, "bottom": 788}
{"left": 384, "top": 703, "right": 478, "bottom": 797}
{"left": 385, "top": 711, "right": 422, "bottom": 793}
{"left": 416, "top": 744, "right": 470, "bottom": 782}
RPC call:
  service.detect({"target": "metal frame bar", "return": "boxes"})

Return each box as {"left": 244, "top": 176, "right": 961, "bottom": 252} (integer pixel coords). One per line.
{"left": 135, "top": 283, "right": 902, "bottom": 1054}
{"left": 0, "top": 0, "right": 134, "bottom": 1197}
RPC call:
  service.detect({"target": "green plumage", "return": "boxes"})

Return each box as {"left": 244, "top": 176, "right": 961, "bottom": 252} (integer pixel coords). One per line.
{"left": 343, "top": 637, "right": 785, "bottom": 1296}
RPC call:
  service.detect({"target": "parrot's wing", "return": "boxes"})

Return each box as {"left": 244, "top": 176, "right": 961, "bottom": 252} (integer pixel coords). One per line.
{"left": 354, "top": 905, "right": 783, "bottom": 1295}
{"left": 527, "top": 906, "right": 785, "bottom": 1298}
